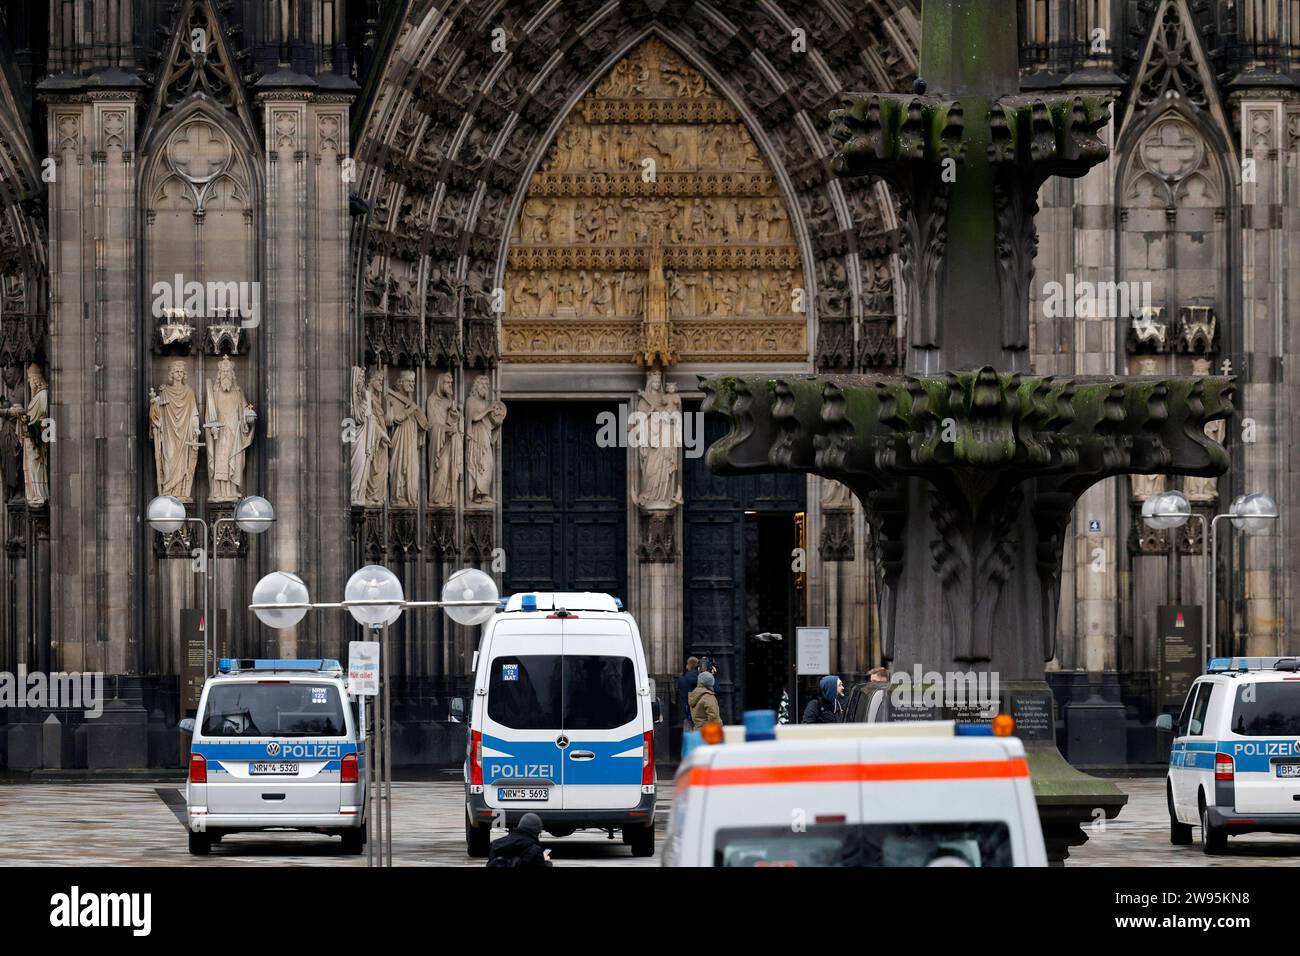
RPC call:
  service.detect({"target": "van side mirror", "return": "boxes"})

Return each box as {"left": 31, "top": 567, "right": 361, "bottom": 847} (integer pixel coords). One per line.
{"left": 179, "top": 718, "right": 195, "bottom": 734}
{"left": 1155, "top": 713, "right": 1174, "bottom": 732}
{"left": 449, "top": 697, "right": 465, "bottom": 723}
{"left": 652, "top": 700, "right": 663, "bottom": 724}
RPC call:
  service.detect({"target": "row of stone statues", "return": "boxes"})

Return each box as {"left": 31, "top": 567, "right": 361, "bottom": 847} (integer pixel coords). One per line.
{"left": 2, "top": 363, "right": 49, "bottom": 507}
{"left": 149, "top": 356, "right": 255, "bottom": 503}
{"left": 350, "top": 369, "right": 507, "bottom": 509}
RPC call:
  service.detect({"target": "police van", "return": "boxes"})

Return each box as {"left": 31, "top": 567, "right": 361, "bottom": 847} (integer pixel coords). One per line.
{"left": 663, "top": 716, "right": 1047, "bottom": 867}
{"left": 181, "top": 659, "right": 367, "bottom": 856}
{"left": 1160, "top": 656, "right": 1300, "bottom": 854}
{"left": 457, "top": 592, "right": 660, "bottom": 857}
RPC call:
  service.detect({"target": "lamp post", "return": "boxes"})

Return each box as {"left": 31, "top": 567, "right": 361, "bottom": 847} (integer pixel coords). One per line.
{"left": 148, "top": 495, "right": 275, "bottom": 677}
{"left": 248, "top": 565, "right": 499, "bottom": 867}
{"left": 1141, "top": 490, "right": 1278, "bottom": 667}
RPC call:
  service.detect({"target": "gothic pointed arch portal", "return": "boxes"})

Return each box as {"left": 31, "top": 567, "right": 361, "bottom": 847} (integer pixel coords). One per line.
{"left": 502, "top": 38, "right": 808, "bottom": 366}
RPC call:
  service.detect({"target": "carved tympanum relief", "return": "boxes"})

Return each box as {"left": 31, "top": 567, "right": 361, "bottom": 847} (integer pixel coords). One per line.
{"left": 504, "top": 38, "right": 807, "bottom": 364}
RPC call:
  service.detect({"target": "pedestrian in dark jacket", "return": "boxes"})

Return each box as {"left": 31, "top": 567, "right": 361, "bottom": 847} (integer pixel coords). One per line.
{"left": 678, "top": 656, "right": 700, "bottom": 730}
{"left": 802, "top": 674, "right": 844, "bottom": 724}
{"left": 487, "top": 812, "right": 552, "bottom": 867}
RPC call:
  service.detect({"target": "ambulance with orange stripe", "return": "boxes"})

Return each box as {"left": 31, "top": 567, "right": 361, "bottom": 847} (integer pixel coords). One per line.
{"left": 663, "top": 717, "right": 1047, "bottom": 867}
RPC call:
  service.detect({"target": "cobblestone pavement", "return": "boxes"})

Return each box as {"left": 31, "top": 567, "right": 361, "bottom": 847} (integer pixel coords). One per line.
{"left": 2, "top": 774, "right": 1298, "bottom": 866}
{"left": 1067, "top": 777, "right": 1300, "bottom": 866}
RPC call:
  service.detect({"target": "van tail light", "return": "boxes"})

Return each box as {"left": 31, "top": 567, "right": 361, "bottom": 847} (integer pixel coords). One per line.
{"left": 341, "top": 752, "right": 359, "bottom": 784}
{"left": 470, "top": 730, "right": 483, "bottom": 786}
{"left": 189, "top": 753, "right": 207, "bottom": 785}
{"left": 641, "top": 730, "right": 654, "bottom": 785}
{"left": 1215, "top": 753, "right": 1235, "bottom": 781}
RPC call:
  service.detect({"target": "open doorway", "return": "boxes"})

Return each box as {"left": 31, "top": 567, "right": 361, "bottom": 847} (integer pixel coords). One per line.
{"left": 742, "top": 511, "right": 804, "bottom": 714}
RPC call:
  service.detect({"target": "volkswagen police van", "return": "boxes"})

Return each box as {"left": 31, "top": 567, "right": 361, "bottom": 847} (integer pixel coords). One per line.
{"left": 182, "top": 659, "right": 366, "bottom": 856}
{"left": 1160, "top": 656, "right": 1300, "bottom": 854}
{"left": 459, "top": 592, "right": 660, "bottom": 857}
{"left": 663, "top": 718, "right": 1047, "bottom": 867}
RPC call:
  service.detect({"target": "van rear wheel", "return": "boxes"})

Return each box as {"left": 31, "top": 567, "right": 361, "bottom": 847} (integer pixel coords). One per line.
{"left": 341, "top": 828, "right": 364, "bottom": 855}
{"left": 626, "top": 825, "right": 655, "bottom": 858}
{"left": 466, "top": 816, "right": 491, "bottom": 858}
{"left": 188, "top": 831, "right": 212, "bottom": 856}
{"left": 1200, "top": 801, "right": 1227, "bottom": 855}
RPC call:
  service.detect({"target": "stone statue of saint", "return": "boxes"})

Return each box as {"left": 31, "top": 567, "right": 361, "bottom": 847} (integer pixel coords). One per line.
{"left": 1184, "top": 358, "right": 1220, "bottom": 502}
{"left": 4, "top": 363, "right": 49, "bottom": 507}
{"left": 635, "top": 369, "right": 683, "bottom": 511}
{"left": 204, "top": 356, "right": 256, "bottom": 503}
{"left": 386, "top": 369, "right": 428, "bottom": 508}
{"left": 350, "top": 367, "right": 390, "bottom": 506}
{"left": 465, "top": 375, "right": 507, "bottom": 508}
{"left": 149, "top": 359, "right": 200, "bottom": 502}
{"left": 425, "top": 371, "right": 463, "bottom": 508}
{"left": 0, "top": 364, "right": 23, "bottom": 502}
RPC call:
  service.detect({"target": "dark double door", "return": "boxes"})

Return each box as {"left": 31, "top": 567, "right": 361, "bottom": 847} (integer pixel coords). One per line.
{"left": 502, "top": 401, "right": 628, "bottom": 601}
{"left": 683, "top": 403, "right": 806, "bottom": 723}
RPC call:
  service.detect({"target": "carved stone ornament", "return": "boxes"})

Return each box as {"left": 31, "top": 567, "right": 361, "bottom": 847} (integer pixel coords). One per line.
{"left": 426, "top": 509, "right": 456, "bottom": 560}
{"left": 464, "top": 511, "right": 495, "bottom": 563}
{"left": 819, "top": 510, "right": 855, "bottom": 562}
{"left": 638, "top": 511, "right": 676, "bottom": 563}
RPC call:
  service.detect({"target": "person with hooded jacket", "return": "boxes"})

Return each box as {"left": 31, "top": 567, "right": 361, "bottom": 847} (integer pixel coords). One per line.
{"left": 486, "top": 812, "right": 552, "bottom": 867}
{"left": 802, "top": 675, "right": 845, "bottom": 724}
{"left": 688, "top": 670, "right": 722, "bottom": 727}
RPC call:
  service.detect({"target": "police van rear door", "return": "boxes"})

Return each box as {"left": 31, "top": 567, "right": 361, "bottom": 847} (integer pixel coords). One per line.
{"left": 196, "top": 678, "right": 352, "bottom": 815}
{"left": 481, "top": 621, "right": 565, "bottom": 812}
{"left": 560, "top": 617, "right": 646, "bottom": 811}
{"left": 1224, "top": 677, "right": 1300, "bottom": 813}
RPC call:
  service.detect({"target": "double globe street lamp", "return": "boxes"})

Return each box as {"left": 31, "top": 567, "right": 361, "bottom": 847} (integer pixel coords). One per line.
{"left": 1141, "top": 490, "right": 1278, "bottom": 667}
{"left": 146, "top": 494, "right": 276, "bottom": 677}
{"left": 248, "top": 564, "right": 500, "bottom": 867}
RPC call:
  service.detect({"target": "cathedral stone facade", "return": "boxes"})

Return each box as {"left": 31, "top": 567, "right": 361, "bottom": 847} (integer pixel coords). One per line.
{"left": 0, "top": 0, "right": 1297, "bottom": 768}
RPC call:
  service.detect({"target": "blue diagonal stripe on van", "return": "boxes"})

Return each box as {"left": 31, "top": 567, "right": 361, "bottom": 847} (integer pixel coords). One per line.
{"left": 190, "top": 741, "right": 358, "bottom": 761}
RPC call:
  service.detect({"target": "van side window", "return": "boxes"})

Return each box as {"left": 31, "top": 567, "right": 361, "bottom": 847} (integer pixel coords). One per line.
{"left": 1175, "top": 683, "right": 1199, "bottom": 736}
{"left": 1187, "top": 684, "right": 1213, "bottom": 737}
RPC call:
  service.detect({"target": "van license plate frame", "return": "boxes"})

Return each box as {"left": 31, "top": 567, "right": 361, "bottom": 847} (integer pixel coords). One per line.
{"left": 249, "top": 762, "right": 300, "bottom": 775}
{"left": 498, "top": 787, "right": 548, "bottom": 801}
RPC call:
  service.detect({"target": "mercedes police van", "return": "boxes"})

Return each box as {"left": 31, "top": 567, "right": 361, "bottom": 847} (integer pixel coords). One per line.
{"left": 1161, "top": 656, "right": 1300, "bottom": 854}
{"left": 663, "top": 717, "right": 1047, "bottom": 867}
{"left": 458, "top": 592, "right": 660, "bottom": 857}
{"left": 182, "top": 658, "right": 367, "bottom": 856}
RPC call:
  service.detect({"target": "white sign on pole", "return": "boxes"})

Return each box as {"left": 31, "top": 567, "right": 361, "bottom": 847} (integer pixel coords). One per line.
{"left": 796, "top": 627, "right": 831, "bottom": 676}
{"left": 348, "top": 640, "right": 380, "bottom": 696}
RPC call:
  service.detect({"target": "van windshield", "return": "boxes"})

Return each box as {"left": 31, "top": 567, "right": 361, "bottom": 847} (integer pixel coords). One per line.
{"left": 200, "top": 683, "right": 347, "bottom": 738}
{"left": 714, "top": 822, "right": 1013, "bottom": 867}
{"left": 488, "top": 655, "right": 637, "bottom": 730}
{"left": 1231, "top": 682, "right": 1300, "bottom": 736}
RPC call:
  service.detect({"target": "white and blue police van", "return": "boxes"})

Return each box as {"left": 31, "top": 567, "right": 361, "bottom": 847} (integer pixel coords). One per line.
{"left": 456, "top": 592, "right": 660, "bottom": 857}
{"left": 181, "top": 658, "right": 367, "bottom": 856}
{"left": 1160, "top": 656, "right": 1300, "bottom": 854}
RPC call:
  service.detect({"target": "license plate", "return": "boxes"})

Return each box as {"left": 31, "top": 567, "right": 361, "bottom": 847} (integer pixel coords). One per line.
{"left": 498, "top": 787, "right": 548, "bottom": 801}
{"left": 1276, "top": 764, "right": 1300, "bottom": 778}
{"left": 249, "top": 762, "right": 299, "bottom": 775}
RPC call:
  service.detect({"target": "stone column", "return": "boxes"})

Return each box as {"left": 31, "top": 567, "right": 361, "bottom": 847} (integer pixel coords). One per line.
{"left": 1285, "top": 104, "right": 1300, "bottom": 646}
{"left": 46, "top": 85, "right": 143, "bottom": 676}
{"left": 1237, "top": 98, "right": 1287, "bottom": 657}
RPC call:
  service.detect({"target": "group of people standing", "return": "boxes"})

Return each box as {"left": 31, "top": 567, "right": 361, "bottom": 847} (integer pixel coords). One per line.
{"left": 677, "top": 657, "right": 891, "bottom": 729}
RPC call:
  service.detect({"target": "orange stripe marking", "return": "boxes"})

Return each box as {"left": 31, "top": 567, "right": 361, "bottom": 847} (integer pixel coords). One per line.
{"left": 678, "top": 758, "right": 1028, "bottom": 789}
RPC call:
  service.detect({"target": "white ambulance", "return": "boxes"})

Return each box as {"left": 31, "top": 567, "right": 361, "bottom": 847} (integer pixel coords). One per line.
{"left": 1160, "top": 656, "right": 1300, "bottom": 854}
{"left": 663, "top": 719, "right": 1047, "bottom": 867}
{"left": 458, "top": 592, "right": 660, "bottom": 857}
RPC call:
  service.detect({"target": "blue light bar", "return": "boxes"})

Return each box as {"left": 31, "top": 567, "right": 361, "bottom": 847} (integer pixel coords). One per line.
{"left": 521, "top": 594, "right": 537, "bottom": 612}
{"left": 218, "top": 658, "right": 341, "bottom": 674}
{"left": 614, "top": 598, "right": 624, "bottom": 611}
{"left": 1207, "top": 658, "right": 1231, "bottom": 672}
{"left": 954, "top": 723, "right": 994, "bottom": 736}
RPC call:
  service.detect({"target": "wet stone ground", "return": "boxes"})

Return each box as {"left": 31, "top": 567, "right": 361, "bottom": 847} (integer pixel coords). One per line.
{"left": 0, "top": 775, "right": 1296, "bottom": 866}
